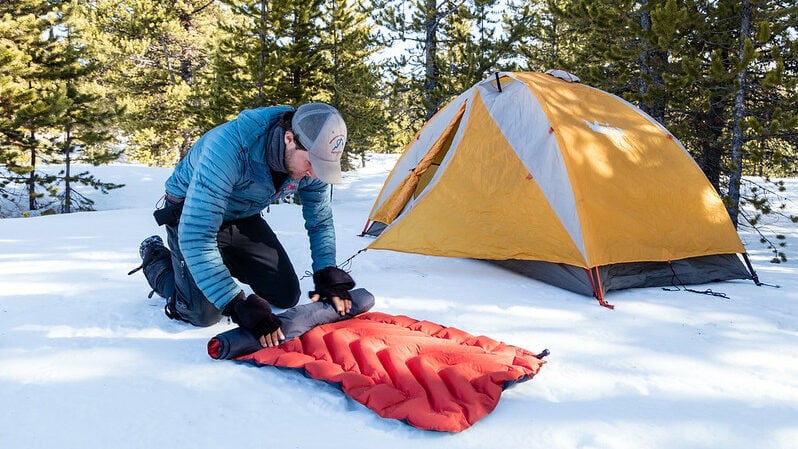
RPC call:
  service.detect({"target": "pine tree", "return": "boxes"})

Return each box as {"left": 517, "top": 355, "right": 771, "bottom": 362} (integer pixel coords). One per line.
{"left": 321, "top": 0, "right": 387, "bottom": 168}
{"left": 36, "top": 1, "right": 124, "bottom": 213}
{"left": 1, "top": 0, "right": 71, "bottom": 214}
{"left": 189, "top": 34, "right": 249, "bottom": 130}
{"left": 0, "top": 2, "right": 37, "bottom": 211}
{"left": 212, "top": 0, "right": 330, "bottom": 106}
{"left": 88, "top": 0, "right": 221, "bottom": 163}
{"left": 188, "top": 0, "right": 283, "bottom": 129}
{"left": 515, "top": 0, "right": 573, "bottom": 71}
{"left": 517, "top": 0, "right": 675, "bottom": 125}
{"left": 214, "top": 0, "right": 282, "bottom": 110}
{"left": 0, "top": 0, "right": 125, "bottom": 216}
{"left": 440, "top": 0, "right": 536, "bottom": 95}
{"left": 271, "top": 0, "right": 326, "bottom": 104}
{"left": 211, "top": 0, "right": 387, "bottom": 166}
{"left": 376, "top": 0, "right": 535, "bottom": 127}
{"left": 659, "top": 0, "right": 796, "bottom": 233}
{"left": 725, "top": 0, "right": 797, "bottom": 261}
{"left": 518, "top": 0, "right": 797, "bottom": 260}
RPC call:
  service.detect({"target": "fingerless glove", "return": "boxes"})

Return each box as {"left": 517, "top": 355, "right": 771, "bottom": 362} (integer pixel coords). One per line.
{"left": 223, "top": 291, "right": 282, "bottom": 337}
{"left": 309, "top": 266, "right": 355, "bottom": 302}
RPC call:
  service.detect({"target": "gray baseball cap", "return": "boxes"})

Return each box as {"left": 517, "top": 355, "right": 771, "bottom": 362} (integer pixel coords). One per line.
{"left": 292, "top": 103, "right": 347, "bottom": 184}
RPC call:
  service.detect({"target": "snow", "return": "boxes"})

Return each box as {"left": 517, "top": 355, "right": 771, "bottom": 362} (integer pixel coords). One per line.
{"left": 1, "top": 154, "right": 797, "bottom": 449}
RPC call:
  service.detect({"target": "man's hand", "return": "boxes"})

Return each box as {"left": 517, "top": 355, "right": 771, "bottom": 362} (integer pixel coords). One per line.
{"left": 310, "top": 267, "right": 355, "bottom": 316}
{"left": 259, "top": 327, "right": 285, "bottom": 347}
{"left": 311, "top": 293, "right": 352, "bottom": 316}
{"left": 223, "top": 291, "right": 283, "bottom": 345}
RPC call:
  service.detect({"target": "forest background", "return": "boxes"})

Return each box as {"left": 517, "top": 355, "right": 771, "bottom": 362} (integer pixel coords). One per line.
{"left": 1, "top": 0, "right": 796, "bottom": 259}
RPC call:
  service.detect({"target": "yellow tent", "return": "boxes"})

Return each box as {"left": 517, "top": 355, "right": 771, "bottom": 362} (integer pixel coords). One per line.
{"left": 363, "top": 71, "right": 756, "bottom": 307}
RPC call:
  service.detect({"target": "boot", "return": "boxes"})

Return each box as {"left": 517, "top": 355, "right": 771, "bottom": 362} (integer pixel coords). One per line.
{"left": 139, "top": 235, "right": 170, "bottom": 268}
{"left": 129, "top": 235, "right": 174, "bottom": 300}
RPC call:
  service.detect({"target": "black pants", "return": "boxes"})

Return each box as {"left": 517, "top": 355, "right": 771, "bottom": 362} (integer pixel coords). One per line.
{"left": 152, "top": 211, "right": 301, "bottom": 327}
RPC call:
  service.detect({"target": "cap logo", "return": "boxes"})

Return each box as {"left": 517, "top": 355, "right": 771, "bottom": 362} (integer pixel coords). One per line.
{"left": 329, "top": 134, "right": 345, "bottom": 154}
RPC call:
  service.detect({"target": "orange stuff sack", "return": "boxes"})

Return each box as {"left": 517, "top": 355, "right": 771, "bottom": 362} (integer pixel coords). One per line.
{"left": 227, "top": 311, "right": 547, "bottom": 432}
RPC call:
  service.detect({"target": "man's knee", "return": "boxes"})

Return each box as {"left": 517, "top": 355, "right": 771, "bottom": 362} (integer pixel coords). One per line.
{"left": 272, "top": 290, "right": 300, "bottom": 309}
{"left": 191, "top": 309, "right": 223, "bottom": 327}
{"left": 173, "top": 293, "right": 223, "bottom": 327}
{"left": 255, "top": 282, "right": 300, "bottom": 309}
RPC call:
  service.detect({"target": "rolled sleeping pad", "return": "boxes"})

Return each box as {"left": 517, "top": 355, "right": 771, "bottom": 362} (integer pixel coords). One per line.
{"left": 208, "top": 288, "right": 375, "bottom": 359}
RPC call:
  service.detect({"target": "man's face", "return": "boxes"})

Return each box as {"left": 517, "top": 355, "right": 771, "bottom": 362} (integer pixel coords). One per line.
{"left": 284, "top": 130, "right": 317, "bottom": 181}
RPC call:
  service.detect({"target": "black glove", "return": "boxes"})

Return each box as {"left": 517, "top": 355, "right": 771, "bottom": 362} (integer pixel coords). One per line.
{"left": 223, "top": 291, "right": 282, "bottom": 337}
{"left": 309, "top": 266, "right": 355, "bottom": 302}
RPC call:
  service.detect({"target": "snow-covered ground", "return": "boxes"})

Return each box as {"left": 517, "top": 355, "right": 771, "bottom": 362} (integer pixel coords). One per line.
{"left": 1, "top": 155, "right": 796, "bottom": 449}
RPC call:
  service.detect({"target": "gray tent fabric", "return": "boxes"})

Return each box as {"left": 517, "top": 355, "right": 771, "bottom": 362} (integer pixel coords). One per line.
{"left": 489, "top": 254, "right": 752, "bottom": 298}
{"left": 487, "top": 259, "right": 596, "bottom": 296}
{"left": 208, "top": 288, "right": 375, "bottom": 360}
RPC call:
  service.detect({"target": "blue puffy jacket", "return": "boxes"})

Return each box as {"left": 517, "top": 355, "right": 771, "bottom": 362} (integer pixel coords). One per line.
{"left": 164, "top": 106, "right": 336, "bottom": 311}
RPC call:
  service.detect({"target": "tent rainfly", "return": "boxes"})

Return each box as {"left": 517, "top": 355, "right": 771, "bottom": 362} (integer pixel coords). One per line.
{"left": 361, "top": 71, "right": 759, "bottom": 308}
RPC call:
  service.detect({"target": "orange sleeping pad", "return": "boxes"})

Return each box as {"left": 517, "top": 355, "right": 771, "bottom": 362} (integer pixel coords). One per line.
{"left": 222, "top": 311, "right": 547, "bottom": 432}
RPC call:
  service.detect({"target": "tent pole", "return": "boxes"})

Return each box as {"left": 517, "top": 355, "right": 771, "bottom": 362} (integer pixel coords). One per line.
{"left": 592, "top": 267, "right": 614, "bottom": 310}
{"left": 495, "top": 72, "right": 502, "bottom": 92}
{"left": 359, "top": 219, "right": 372, "bottom": 237}
{"left": 741, "top": 252, "right": 762, "bottom": 286}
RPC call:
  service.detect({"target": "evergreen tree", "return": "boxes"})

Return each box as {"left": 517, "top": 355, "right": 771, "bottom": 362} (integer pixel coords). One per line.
{"left": 517, "top": 0, "right": 674, "bottom": 123}
{"left": 213, "top": 0, "right": 282, "bottom": 111}
{"left": 635, "top": 0, "right": 669, "bottom": 122}
{"left": 440, "top": 0, "right": 536, "bottom": 96}
{"left": 88, "top": 0, "right": 221, "bottom": 163}
{"left": 725, "top": 0, "right": 797, "bottom": 261}
{"left": 210, "top": 0, "right": 386, "bottom": 166}
{"left": 1, "top": 0, "right": 124, "bottom": 216}
{"left": 0, "top": 2, "right": 37, "bottom": 210}
{"left": 37, "top": 1, "right": 124, "bottom": 213}
{"left": 519, "top": 0, "right": 797, "bottom": 260}
{"left": 272, "top": 0, "right": 327, "bottom": 104}
{"left": 2, "top": 0, "right": 74, "bottom": 214}
{"left": 212, "top": 0, "right": 329, "bottom": 106}
{"left": 515, "top": 0, "right": 569, "bottom": 70}
{"left": 320, "top": 0, "right": 387, "bottom": 167}
{"left": 376, "top": 0, "right": 535, "bottom": 129}
{"left": 660, "top": 0, "right": 796, "bottom": 238}
{"left": 188, "top": 35, "right": 242, "bottom": 131}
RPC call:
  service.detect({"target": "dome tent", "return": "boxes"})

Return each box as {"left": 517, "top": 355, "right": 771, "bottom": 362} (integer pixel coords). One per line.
{"left": 362, "top": 71, "right": 757, "bottom": 307}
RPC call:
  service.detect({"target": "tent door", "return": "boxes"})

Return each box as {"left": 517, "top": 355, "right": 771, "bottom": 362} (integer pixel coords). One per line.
{"left": 368, "top": 101, "right": 467, "bottom": 227}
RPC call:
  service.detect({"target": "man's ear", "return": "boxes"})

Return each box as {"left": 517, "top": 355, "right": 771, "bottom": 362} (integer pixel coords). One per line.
{"left": 284, "top": 130, "right": 295, "bottom": 146}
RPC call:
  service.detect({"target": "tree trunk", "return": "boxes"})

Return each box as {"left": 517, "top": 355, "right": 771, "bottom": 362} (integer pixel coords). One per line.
{"left": 727, "top": 0, "right": 751, "bottom": 228}
{"left": 27, "top": 128, "right": 37, "bottom": 211}
{"left": 63, "top": 123, "right": 72, "bottom": 214}
{"left": 639, "top": 1, "right": 651, "bottom": 108}
{"left": 697, "top": 93, "right": 726, "bottom": 193}
{"left": 330, "top": 0, "right": 340, "bottom": 107}
{"left": 423, "top": 0, "right": 439, "bottom": 120}
{"left": 257, "top": 0, "right": 268, "bottom": 104}
{"left": 549, "top": 13, "right": 558, "bottom": 64}
{"left": 638, "top": 3, "right": 666, "bottom": 124}
{"left": 161, "top": 33, "right": 177, "bottom": 85}
{"left": 180, "top": 130, "right": 194, "bottom": 159}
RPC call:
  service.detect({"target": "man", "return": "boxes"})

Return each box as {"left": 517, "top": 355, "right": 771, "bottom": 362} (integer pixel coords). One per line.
{"left": 133, "top": 103, "right": 356, "bottom": 348}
